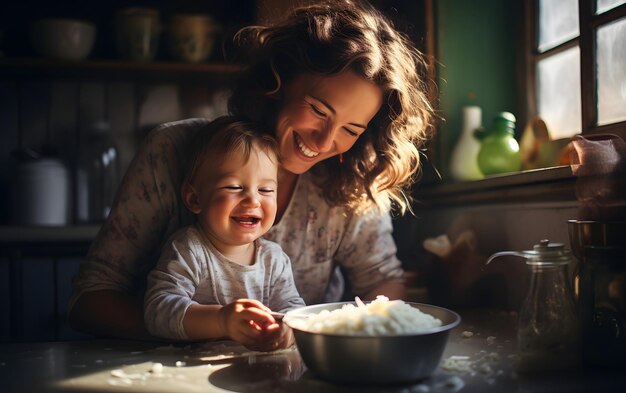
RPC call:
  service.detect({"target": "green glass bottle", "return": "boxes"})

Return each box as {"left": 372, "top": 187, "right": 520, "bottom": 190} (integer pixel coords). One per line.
{"left": 476, "top": 112, "right": 522, "bottom": 176}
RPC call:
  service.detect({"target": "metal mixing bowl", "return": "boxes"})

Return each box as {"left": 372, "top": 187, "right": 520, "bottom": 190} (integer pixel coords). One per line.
{"left": 284, "top": 301, "right": 461, "bottom": 385}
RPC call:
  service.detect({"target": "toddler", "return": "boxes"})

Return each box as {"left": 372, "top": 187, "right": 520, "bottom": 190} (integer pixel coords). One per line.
{"left": 144, "top": 116, "right": 305, "bottom": 352}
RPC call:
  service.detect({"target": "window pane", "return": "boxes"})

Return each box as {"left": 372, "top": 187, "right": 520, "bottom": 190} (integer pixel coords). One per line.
{"left": 538, "top": 0, "right": 579, "bottom": 52}
{"left": 597, "top": 17, "right": 626, "bottom": 125}
{"left": 537, "top": 47, "right": 582, "bottom": 138}
{"left": 596, "top": 0, "right": 626, "bottom": 14}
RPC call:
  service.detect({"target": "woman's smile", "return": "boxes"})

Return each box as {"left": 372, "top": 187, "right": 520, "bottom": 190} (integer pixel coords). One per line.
{"left": 294, "top": 132, "right": 320, "bottom": 158}
{"left": 275, "top": 70, "right": 383, "bottom": 174}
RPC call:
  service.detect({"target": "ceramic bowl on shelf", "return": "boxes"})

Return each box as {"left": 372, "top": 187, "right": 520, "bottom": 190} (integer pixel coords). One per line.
{"left": 30, "top": 18, "right": 96, "bottom": 61}
{"left": 168, "top": 14, "right": 218, "bottom": 63}
{"left": 115, "top": 7, "right": 161, "bottom": 62}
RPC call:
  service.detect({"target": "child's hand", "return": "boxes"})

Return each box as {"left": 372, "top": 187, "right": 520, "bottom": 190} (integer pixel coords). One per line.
{"left": 218, "top": 299, "right": 294, "bottom": 352}
{"left": 218, "top": 299, "right": 275, "bottom": 349}
{"left": 266, "top": 320, "right": 295, "bottom": 350}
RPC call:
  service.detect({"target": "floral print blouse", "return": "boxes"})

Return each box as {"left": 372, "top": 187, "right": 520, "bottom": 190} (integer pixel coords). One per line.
{"left": 69, "top": 118, "right": 404, "bottom": 311}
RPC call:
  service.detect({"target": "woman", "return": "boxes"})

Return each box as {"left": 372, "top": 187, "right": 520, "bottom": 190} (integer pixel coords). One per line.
{"left": 68, "top": 0, "right": 435, "bottom": 340}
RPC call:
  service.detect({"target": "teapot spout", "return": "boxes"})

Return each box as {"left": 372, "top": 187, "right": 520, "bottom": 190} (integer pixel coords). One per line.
{"left": 486, "top": 251, "right": 527, "bottom": 265}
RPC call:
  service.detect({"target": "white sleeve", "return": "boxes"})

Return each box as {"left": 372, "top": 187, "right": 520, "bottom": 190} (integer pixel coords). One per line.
{"left": 265, "top": 244, "right": 306, "bottom": 312}
{"left": 144, "top": 236, "right": 204, "bottom": 340}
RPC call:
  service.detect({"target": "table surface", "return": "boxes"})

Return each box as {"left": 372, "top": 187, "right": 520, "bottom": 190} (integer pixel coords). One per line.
{"left": 1, "top": 309, "right": 624, "bottom": 393}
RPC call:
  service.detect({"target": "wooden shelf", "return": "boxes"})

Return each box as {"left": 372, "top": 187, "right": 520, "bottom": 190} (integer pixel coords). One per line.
{"left": 0, "top": 57, "right": 245, "bottom": 83}
{"left": 414, "top": 166, "right": 577, "bottom": 207}
{"left": 0, "top": 225, "right": 101, "bottom": 244}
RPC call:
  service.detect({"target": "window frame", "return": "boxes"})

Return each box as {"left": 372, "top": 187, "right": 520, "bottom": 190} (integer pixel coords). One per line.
{"left": 523, "top": 0, "right": 626, "bottom": 140}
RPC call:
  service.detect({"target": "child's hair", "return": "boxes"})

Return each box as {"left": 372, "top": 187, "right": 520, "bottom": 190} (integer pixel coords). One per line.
{"left": 184, "top": 116, "right": 280, "bottom": 187}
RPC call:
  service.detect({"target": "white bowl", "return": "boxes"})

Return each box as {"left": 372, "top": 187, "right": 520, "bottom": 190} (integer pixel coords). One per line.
{"left": 30, "top": 18, "right": 96, "bottom": 60}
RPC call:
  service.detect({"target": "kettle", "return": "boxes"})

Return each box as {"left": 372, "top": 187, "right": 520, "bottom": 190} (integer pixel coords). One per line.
{"left": 487, "top": 240, "right": 581, "bottom": 373}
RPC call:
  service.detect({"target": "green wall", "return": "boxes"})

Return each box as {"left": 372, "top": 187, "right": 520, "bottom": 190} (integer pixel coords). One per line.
{"left": 436, "top": 0, "right": 518, "bottom": 178}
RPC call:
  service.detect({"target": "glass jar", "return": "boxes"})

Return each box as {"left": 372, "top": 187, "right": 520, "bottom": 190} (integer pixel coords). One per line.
{"left": 76, "top": 122, "right": 119, "bottom": 223}
{"left": 487, "top": 240, "right": 581, "bottom": 373}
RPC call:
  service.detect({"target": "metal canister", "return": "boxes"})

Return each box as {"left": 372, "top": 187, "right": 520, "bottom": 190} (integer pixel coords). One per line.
{"left": 579, "top": 245, "right": 626, "bottom": 368}
{"left": 568, "top": 220, "right": 626, "bottom": 368}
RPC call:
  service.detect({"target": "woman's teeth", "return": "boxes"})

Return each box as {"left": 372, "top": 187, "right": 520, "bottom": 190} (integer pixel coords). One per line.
{"left": 295, "top": 134, "right": 319, "bottom": 158}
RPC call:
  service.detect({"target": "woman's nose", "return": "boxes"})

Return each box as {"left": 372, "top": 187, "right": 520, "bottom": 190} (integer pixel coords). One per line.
{"left": 313, "top": 123, "right": 338, "bottom": 152}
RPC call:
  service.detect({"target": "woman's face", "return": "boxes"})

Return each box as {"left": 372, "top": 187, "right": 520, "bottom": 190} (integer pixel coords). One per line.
{"left": 274, "top": 70, "right": 383, "bottom": 174}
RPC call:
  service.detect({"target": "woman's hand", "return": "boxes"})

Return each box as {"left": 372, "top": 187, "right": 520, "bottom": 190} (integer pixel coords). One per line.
{"left": 219, "top": 299, "right": 291, "bottom": 352}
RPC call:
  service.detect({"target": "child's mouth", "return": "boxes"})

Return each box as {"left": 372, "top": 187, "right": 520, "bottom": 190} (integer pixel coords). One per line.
{"left": 232, "top": 216, "right": 261, "bottom": 225}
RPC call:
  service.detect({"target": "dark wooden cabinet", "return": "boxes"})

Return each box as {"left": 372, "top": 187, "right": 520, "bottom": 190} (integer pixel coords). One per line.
{"left": 1, "top": 238, "right": 94, "bottom": 342}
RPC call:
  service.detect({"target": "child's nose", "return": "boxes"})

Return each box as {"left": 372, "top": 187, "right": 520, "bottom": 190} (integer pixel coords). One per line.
{"left": 241, "top": 193, "right": 261, "bottom": 208}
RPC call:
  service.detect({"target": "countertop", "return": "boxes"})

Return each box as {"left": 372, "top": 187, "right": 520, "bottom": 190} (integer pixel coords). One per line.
{"left": 1, "top": 309, "right": 625, "bottom": 393}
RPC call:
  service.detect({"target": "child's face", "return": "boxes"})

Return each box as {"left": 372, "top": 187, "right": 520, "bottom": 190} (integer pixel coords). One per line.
{"left": 190, "top": 146, "right": 278, "bottom": 249}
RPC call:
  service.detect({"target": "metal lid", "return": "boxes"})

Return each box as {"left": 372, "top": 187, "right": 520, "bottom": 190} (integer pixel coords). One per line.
{"left": 485, "top": 239, "right": 572, "bottom": 266}
{"left": 521, "top": 239, "right": 572, "bottom": 265}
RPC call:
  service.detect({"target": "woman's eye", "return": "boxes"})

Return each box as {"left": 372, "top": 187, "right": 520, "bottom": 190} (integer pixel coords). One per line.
{"left": 344, "top": 128, "right": 359, "bottom": 137}
{"left": 310, "top": 104, "right": 327, "bottom": 118}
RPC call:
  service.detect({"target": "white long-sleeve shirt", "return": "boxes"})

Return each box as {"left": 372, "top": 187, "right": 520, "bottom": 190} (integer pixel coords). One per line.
{"left": 144, "top": 225, "right": 305, "bottom": 340}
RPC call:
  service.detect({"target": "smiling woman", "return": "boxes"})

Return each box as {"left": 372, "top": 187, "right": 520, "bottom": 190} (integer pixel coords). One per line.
{"left": 68, "top": 0, "right": 436, "bottom": 341}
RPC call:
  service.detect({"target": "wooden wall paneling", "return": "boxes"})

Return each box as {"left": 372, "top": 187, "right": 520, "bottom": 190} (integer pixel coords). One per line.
{"left": 55, "top": 258, "right": 91, "bottom": 341}
{"left": 136, "top": 83, "right": 181, "bottom": 141}
{"left": 0, "top": 81, "right": 19, "bottom": 224}
{"left": 0, "top": 257, "right": 10, "bottom": 342}
{"left": 78, "top": 82, "right": 107, "bottom": 136}
{"left": 180, "top": 83, "right": 214, "bottom": 119}
{"left": 49, "top": 80, "right": 79, "bottom": 164}
{"left": 19, "top": 258, "right": 56, "bottom": 341}
{"left": 19, "top": 80, "right": 49, "bottom": 153}
{"left": 49, "top": 80, "right": 79, "bottom": 223}
{"left": 107, "top": 82, "right": 137, "bottom": 175}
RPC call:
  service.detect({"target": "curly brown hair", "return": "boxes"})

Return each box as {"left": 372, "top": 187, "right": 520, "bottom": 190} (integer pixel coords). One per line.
{"left": 228, "top": 0, "right": 435, "bottom": 214}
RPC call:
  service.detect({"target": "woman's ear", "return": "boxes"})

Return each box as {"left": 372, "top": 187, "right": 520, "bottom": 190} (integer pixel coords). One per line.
{"left": 182, "top": 182, "right": 202, "bottom": 214}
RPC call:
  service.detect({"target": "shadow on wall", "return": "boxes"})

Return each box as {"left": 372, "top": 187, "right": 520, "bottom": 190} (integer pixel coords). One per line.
{"left": 418, "top": 230, "right": 526, "bottom": 310}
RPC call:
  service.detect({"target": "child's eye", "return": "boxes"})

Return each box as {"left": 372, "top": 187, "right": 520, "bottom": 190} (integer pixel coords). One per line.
{"left": 259, "top": 188, "right": 275, "bottom": 194}
{"left": 224, "top": 185, "right": 243, "bottom": 191}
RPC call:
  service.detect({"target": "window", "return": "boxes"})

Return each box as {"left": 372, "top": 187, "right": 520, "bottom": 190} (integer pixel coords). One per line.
{"left": 525, "top": 0, "right": 626, "bottom": 140}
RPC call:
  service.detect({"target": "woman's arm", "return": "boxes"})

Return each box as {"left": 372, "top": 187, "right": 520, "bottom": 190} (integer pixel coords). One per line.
{"left": 69, "top": 290, "right": 151, "bottom": 340}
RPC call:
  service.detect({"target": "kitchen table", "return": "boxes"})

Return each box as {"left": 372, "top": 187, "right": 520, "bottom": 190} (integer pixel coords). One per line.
{"left": 1, "top": 309, "right": 625, "bottom": 393}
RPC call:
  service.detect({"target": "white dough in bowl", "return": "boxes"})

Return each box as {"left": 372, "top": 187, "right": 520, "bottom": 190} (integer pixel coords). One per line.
{"left": 291, "top": 295, "right": 442, "bottom": 335}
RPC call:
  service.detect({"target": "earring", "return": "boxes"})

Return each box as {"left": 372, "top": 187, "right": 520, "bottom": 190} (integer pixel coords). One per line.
{"left": 339, "top": 153, "right": 344, "bottom": 164}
